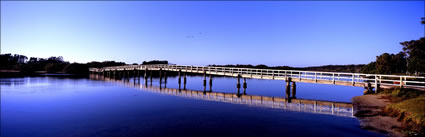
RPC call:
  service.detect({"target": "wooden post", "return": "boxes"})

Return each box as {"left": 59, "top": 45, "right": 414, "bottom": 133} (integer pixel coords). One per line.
{"left": 144, "top": 68, "right": 147, "bottom": 80}
{"left": 133, "top": 69, "right": 136, "bottom": 81}
{"left": 291, "top": 82, "right": 296, "bottom": 98}
{"left": 338, "top": 73, "right": 340, "bottom": 80}
{"left": 164, "top": 71, "right": 167, "bottom": 84}
{"left": 178, "top": 69, "right": 182, "bottom": 84}
{"left": 150, "top": 70, "right": 153, "bottom": 85}
{"left": 285, "top": 78, "right": 291, "bottom": 103}
{"left": 203, "top": 71, "right": 207, "bottom": 86}
{"left": 375, "top": 75, "right": 378, "bottom": 93}
{"left": 315, "top": 72, "right": 317, "bottom": 82}
{"left": 243, "top": 78, "right": 247, "bottom": 89}
{"left": 299, "top": 72, "right": 301, "bottom": 81}
{"left": 183, "top": 73, "right": 187, "bottom": 90}
{"left": 261, "top": 70, "right": 263, "bottom": 79}
{"left": 209, "top": 75, "right": 213, "bottom": 92}
{"left": 243, "top": 86, "right": 247, "bottom": 95}
{"left": 352, "top": 74, "right": 355, "bottom": 85}
{"left": 332, "top": 73, "right": 335, "bottom": 84}
{"left": 250, "top": 69, "right": 253, "bottom": 78}
{"left": 209, "top": 75, "right": 213, "bottom": 86}
{"left": 237, "top": 74, "right": 241, "bottom": 88}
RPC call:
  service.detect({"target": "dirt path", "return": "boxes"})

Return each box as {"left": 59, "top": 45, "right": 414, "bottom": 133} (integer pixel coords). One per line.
{"left": 352, "top": 94, "right": 404, "bottom": 137}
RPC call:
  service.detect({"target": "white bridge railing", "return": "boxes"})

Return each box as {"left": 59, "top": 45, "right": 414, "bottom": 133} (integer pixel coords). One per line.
{"left": 89, "top": 64, "right": 425, "bottom": 89}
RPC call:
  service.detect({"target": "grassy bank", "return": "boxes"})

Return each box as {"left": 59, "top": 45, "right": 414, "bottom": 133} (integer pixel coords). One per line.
{"left": 380, "top": 88, "right": 425, "bottom": 136}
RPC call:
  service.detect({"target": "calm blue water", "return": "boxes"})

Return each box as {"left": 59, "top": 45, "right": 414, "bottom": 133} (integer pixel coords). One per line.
{"left": 1, "top": 76, "right": 383, "bottom": 137}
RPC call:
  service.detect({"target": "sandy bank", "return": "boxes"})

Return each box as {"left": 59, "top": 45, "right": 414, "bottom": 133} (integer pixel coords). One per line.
{"left": 352, "top": 94, "right": 404, "bottom": 137}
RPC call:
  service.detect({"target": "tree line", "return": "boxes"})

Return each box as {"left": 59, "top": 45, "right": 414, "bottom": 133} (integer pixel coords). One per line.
{"left": 0, "top": 54, "right": 168, "bottom": 76}
{"left": 0, "top": 53, "right": 127, "bottom": 75}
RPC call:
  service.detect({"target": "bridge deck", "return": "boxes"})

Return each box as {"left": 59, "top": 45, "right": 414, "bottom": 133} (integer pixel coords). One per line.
{"left": 89, "top": 64, "right": 425, "bottom": 90}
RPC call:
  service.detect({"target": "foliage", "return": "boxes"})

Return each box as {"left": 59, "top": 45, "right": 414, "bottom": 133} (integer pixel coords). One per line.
{"left": 400, "top": 37, "right": 425, "bottom": 75}
{"left": 362, "top": 51, "right": 412, "bottom": 75}
{"left": 387, "top": 97, "right": 425, "bottom": 134}
{"left": 382, "top": 88, "right": 425, "bottom": 135}
{"left": 142, "top": 60, "right": 168, "bottom": 65}
{"left": 63, "top": 63, "right": 89, "bottom": 74}
{"left": 86, "top": 61, "right": 126, "bottom": 68}
{"left": 0, "top": 53, "right": 170, "bottom": 76}
{"left": 0, "top": 54, "right": 28, "bottom": 69}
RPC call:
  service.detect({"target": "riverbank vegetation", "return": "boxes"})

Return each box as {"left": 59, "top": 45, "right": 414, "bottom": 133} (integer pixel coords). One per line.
{"left": 379, "top": 88, "right": 425, "bottom": 136}
{"left": 0, "top": 54, "right": 169, "bottom": 77}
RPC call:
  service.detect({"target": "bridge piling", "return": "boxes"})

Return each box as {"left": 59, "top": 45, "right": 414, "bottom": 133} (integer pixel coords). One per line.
{"left": 178, "top": 69, "right": 182, "bottom": 84}
{"left": 243, "top": 78, "right": 247, "bottom": 89}
{"left": 137, "top": 70, "right": 140, "bottom": 83}
{"left": 183, "top": 73, "right": 187, "bottom": 90}
{"left": 209, "top": 75, "right": 213, "bottom": 86}
{"left": 159, "top": 68, "right": 162, "bottom": 84}
{"left": 203, "top": 71, "right": 207, "bottom": 87}
{"left": 237, "top": 86, "right": 241, "bottom": 97}
{"left": 164, "top": 71, "right": 167, "bottom": 84}
{"left": 133, "top": 69, "right": 136, "bottom": 82}
{"left": 237, "top": 74, "right": 241, "bottom": 89}
{"left": 150, "top": 70, "right": 153, "bottom": 86}
{"left": 243, "top": 86, "right": 247, "bottom": 95}
{"left": 291, "top": 82, "right": 296, "bottom": 98}
{"left": 144, "top": 68, "right": 147, "bottom": 80}
{"left": 286, "top": 77, "right": 292, "bottom": 102}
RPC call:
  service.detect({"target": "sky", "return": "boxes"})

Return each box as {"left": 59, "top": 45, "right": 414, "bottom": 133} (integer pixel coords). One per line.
{"left": 1, "top": 1, "right": 424, "bottom": 67}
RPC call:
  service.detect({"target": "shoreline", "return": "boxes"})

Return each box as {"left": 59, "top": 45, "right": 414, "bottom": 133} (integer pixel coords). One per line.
{"left": 352, "top": 94, "right": 404, "bottom": 137}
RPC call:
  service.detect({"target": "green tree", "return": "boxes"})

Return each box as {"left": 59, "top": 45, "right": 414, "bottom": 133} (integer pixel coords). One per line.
{"left": 400, "top": 38, "right": 425, "bottom": 74}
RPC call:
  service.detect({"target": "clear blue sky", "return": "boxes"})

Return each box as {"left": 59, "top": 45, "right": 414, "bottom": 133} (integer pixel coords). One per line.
{"left": 1, "top": 1, "right": 424, "bottom": 67}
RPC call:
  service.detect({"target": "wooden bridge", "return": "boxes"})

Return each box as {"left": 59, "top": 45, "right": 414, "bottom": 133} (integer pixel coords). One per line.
{"left": 90, "top": 74, "right": 355, "bottom": 118}
{"left": 89, "top": 64, "right": 425, "bottom": 92}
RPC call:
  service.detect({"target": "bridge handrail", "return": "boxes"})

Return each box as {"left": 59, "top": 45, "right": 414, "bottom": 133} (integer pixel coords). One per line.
{"left": 91, "top": 64, "right": 425, "bottom": 78}
{"left": 90, "top": 64, "right": 425, "bottom": 89}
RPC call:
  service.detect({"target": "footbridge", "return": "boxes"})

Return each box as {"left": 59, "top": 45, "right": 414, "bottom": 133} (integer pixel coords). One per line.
{"left": 89, "top": 64, "right": 425, "bottom": 92}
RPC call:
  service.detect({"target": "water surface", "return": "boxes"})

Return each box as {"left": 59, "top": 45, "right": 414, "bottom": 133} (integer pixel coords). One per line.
{"left": 1, "top": 76, "right": 383, "bottom": 137}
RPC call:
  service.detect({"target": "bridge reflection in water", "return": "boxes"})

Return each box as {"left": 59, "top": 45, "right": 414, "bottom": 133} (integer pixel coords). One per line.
{"left": 90, "top": 74, "right": 354, "bottom": 118}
